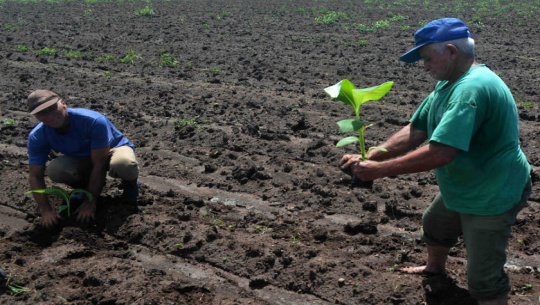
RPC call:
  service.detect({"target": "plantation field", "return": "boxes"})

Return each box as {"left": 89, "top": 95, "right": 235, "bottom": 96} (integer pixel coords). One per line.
{"left": 1, "top": 0, "right": 540, "bottom": 304}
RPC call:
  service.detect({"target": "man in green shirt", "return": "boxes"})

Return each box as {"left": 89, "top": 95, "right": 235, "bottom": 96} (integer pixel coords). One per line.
{"left": 339, "top": 18, "right": 531, "bottom": 305}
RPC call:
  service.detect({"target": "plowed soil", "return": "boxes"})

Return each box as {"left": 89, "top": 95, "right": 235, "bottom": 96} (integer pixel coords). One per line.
{"left": 1, "top": 0, "right": 539, "bottom": 304}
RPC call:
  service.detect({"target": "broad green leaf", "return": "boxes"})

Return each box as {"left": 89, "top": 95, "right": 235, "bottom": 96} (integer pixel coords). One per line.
{"left": 336, "top": 136, "right": 359, "bottom": 147}
{"left": 337, "top": 119, "right": 364, "bottom": 133}
{"left": 59, "top": 205, "right": 68, "bottom": 212}
{"left": 324, "top": 79, "right": 356, "bottom": 107}
{"left": 353, "top": 81, "right": 394, "bottom": 105}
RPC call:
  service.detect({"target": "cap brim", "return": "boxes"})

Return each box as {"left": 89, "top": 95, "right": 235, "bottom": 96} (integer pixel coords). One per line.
{"left": 29, "top": 98, "right": 59, "bottom": 115}
{"left": 399, "top": 43, "right": 428, "bottom": 63}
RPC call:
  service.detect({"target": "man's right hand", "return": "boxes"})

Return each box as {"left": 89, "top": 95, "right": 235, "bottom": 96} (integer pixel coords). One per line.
{"left": 39, "top": 206, "right": 59, "bottom": 228}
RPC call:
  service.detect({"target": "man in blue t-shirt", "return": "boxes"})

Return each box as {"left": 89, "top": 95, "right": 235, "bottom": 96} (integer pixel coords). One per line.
{"left": 27, "top": 89, "right": 139, "bottom": 227}
{"left": 339, "top": 19, "right": 531, "bottom": 304}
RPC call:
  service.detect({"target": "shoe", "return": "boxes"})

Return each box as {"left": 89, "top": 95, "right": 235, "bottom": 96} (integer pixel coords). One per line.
{"left": 121, "top": 179, "right": 139, "bottom": 201}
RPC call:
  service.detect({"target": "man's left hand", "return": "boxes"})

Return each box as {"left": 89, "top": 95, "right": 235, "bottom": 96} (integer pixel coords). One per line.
{"left": 351, "top": 160, "right": 382, "bottom": 181}
{"left": 75, "top": 200, "right": 96, "bottom": 223}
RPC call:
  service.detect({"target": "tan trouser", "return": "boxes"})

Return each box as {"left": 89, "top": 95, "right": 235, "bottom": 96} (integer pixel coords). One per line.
{"left": 45, "top": 146, "right": 138, "bottom": 188}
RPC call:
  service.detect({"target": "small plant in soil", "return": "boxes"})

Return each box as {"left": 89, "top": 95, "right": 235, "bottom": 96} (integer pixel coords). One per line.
{"left": 35, "top": 47, "right": 56, "bottom": 56}
{"left": 119, "top": 48, "right": 142, "bottom": 64}
{"left": 134, "top": 5, "right": 155, "bottom": 17}
{"left": 2, "top": 119, "right": 15, "bottom": 125}
{"left": 26, "top": 186, "right": 92, "bottom": 217}
{"left": 159, "top": 52, "right": 179, "bottom": 67}
{"left": 15, "top": 45, "right": 29, "bottom": 52}
{"left": 324, "top": 79, "right": 393, "bottom": 161}
{"left": 255, "top": 225, "right": 272, "bottom": 235}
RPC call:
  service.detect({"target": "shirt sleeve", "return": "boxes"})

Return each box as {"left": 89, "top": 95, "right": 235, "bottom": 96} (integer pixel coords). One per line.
{"left": 409, "top": 93, "right": 433, "bottom": 132}
{"left": 27, "top": 127, "right": 51, "bottom": 165}
{"left": 89, "top": 115, "right": 114, "bottom": 150}
{"left": 430, "top": 96, "right": 479, "bottom": 151}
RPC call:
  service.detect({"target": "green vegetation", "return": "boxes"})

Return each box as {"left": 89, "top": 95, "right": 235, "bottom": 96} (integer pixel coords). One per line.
{"left": 104, "top": 71, "right": 112, "bottom": 79}
{"left": 134, "top": 5, "right": 155, "bottom": 17}
{"left": 325, "top": 80, "right": 393, "bottom": 160}
{"left": 255, "top": 225, "right": 272, "bottom": 235}
{"left": 3, "top": 24, "right": 19, "bottom": 31}
{"left": 15, "top": 45, "right": 29, "bottom": 52}
{"left": 158, "top": 52, "right": 178, "bottom": 67}
{"left": 27, "top": 186, "right": 92, "bottom": 217}
{"left": 119, "top": 48, "right": 142, "bottom": 64}
{"left": 83, "top": 9, "right": 92, "bottom": 16}
{"left": 65, "top": 50, "right": 84, "bottom": 58}
{"left": 35, "top": 47, "right": 56, "bottom": 56}
{"left": 2, "top": 119, "right": 15, "bottom": 125}
{"left": 95, "top": 54, "right": 115, "bottom": 62}
{"left": 184, "top": 61, "right": 193, "bottom": 69}
{"left": 174, "top": 116, "right": 206, "bottom": 130}
{"left": 315, "top": 11, "right": 347, "bottom": 24}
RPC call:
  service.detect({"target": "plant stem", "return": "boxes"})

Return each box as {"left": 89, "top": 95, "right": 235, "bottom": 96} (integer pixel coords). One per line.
{"left": 359, "top": 126, "right": 367, "bottom": 161}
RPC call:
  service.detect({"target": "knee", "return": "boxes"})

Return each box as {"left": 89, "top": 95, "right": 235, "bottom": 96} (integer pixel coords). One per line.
{"left": 109, "top": 159, "right": 139, "bottom": 181}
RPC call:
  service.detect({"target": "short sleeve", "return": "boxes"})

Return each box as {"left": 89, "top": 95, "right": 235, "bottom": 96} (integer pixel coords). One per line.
{"left": 27, "top": 127, "right": 50, "bottom": 165}
{"left": 430, "top": 99, "right": 478, "bottom": 151}
{"left": 89, "top": 115, "right": 114, "bottom": 150}
{"left": 410, "top": 93, "right": 433, "bottom": 132}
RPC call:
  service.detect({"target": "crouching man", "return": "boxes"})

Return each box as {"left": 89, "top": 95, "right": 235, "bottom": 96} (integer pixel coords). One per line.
{"left": 27, "top": 89, "right": 139, "bottom": 227}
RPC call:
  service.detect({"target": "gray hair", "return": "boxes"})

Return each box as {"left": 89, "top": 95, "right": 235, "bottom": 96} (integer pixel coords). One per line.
{"left": 430, "top": 37, "right": 475, "bottom": 57}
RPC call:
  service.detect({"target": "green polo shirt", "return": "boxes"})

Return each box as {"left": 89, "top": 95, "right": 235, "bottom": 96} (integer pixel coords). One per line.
{"left": 410, "top": 64, "right": 530, "bottom": 215}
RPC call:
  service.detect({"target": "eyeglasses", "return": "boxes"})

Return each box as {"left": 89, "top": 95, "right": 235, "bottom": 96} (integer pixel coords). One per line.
{"left": 35, "top": 98, "right": 62, "bottom": 116}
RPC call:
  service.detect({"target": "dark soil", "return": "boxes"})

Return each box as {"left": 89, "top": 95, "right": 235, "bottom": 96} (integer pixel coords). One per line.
{"left": 1, "top": 0, "right": 539, "bottom": 304}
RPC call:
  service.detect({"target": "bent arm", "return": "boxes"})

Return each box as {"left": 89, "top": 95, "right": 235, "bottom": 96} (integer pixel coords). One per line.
{"left": 353, "top": 141, "right": 460, "bottom": 181}
{"left": 29, "top": 164, "right": 59, "bottom": 226}
{"left": 29, "top": 164, "right": 50, "bottom": 209}
{"left": 86, "top": 146, "right": 110, "bottom": 202}
{"left": 368, "top": 123, "right": 428, "bottom": 161}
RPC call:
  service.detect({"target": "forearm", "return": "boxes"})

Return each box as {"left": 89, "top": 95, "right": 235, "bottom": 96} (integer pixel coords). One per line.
{"left": 29, "top": 173, "right": 50, "bottom": 211}
{"left": 353, "top": 142, "right": 459, "bottom": 181}
{"left": 85, "top": 163, "right": 107, "bottom": 202}
{"left": 368, "top": 123, "right": 427, "bottom": 161}
{"left": 377, "top": 144, "right": 454, "bottom": 177}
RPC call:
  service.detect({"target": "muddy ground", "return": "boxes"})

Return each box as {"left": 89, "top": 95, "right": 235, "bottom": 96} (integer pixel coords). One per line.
{"left": 0, "top": 0, "right": 539, "bottom": 304}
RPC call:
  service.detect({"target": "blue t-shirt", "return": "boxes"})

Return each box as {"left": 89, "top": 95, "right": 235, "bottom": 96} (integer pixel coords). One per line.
{"left": 28, "top": 108, "right": 135, "bottom": 165}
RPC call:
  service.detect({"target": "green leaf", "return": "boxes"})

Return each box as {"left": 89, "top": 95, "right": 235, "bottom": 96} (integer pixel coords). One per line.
{"left": 324, "top": 79, "right": 356, "bottom": 107}
{"left": 353, "top": 81, "right": 394, "bottom": 105}
{"left": 59, "top": 205, "right": 68, "bottom": 212}
{"left": 368, "top": 146, "right": 388, "bottom": 153}
{"left": 336, "top": 119, "right": 364, "bottom": 133}
{"left": 336, "top": 136, "right": 359, "bottom": 147}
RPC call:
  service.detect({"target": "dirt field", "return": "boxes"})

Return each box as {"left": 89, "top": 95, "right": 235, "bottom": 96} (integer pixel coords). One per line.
{"left": 1, "top": 0, "right": 539, "bottom": 304}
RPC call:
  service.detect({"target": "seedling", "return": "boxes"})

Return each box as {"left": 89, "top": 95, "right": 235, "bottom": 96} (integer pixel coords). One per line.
{"left": 324, "top": 79, "right": 393, "bottom": 161}
{"left": 8, "top": 283, "right": 30, "bottom": 295}
{"left": 35, "top": 47, "right": 56, "bottom": 56}
{"left": 26, "top": 186, "right": 92, "bottom": 217}
{"left": 134, "top": 5, "right": 155, "bottom": 17}
{"left": 2, "top": 119, "right": 15, "bottom": 125}
{"left": 159, "top": 53, "right": 178, "bottom": 67}
{"left": 15, "top": 45, "right": 29, "bottom": 52}
{"left": 255, "top": 225, "right": 272, "bottom": 235}
{"left": 119, "top": 48, "right": 142, "bottom": 64}
{"left": 290, "top": 235, "right": 302, "bottom": 246}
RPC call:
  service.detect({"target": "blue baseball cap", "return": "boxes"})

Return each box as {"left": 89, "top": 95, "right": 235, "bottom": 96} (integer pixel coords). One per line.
{"left": 400, "top": 18, "right": 472, "bottom": 63}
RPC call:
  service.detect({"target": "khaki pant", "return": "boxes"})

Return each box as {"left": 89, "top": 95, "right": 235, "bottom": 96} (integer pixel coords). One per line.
{"left": 45, "top": 146, "right": 139, "bottom": 188}
{"left": 421, "top": 178, "right": 532, "bottom": 300}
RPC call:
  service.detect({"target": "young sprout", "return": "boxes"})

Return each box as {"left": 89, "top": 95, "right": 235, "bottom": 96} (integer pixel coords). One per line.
{"left": 324, "top": 79, "right": 393, "bottom": 161}
{"left": 26, "top": 186, "right": 92, "bottom": 217}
